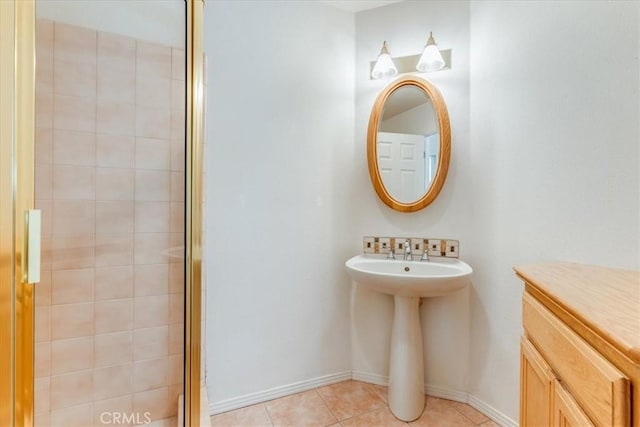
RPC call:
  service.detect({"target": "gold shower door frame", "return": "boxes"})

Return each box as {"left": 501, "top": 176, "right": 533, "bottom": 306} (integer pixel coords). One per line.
{"left": 0, "top": 1, "right": 205, "bottom": 425}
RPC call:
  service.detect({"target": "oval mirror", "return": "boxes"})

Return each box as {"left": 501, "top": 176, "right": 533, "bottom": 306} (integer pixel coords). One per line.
{"left": 367, "top": 76, "right": 451, "bottom": 212}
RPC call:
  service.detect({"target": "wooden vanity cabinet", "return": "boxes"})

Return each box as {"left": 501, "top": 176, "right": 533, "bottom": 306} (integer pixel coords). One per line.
{"left": 515, "top": 263, "right": 640, "bottom": 427}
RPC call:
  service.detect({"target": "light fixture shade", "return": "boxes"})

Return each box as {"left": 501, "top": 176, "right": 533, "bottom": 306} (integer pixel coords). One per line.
{"left": 371, "top": 41, "right": 398, "bottom": 80}
{"left": 416, "top": 32, "right": 445, "bottom": 72}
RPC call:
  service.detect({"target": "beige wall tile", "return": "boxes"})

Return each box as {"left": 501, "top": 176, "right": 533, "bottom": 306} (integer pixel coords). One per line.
{"left": 96, "top": 168, "right": 134, "bottom": 201}
{"left": 34, "top": 411, "right": 50, "bottom": 426}
{"left": 53, "top": 95, "right": 96, "bottom": 132}
{"left": 168, "top": 354, "right": 183, "bottom": 385}
{"left": 51, "top": 302, "right": 93, "bottom": 340}
{"left": 51, "top": 234, "right": 95, "bottom": 270}
{"left": 135, "top": 201, "right": 170, "bottom": 233}
{"left": 94, "top": 331, "right": 133, "bottom": 368}
{"left": 133, "top": 326, "right": 168, "bottom": 361}
{"left": 95, "top": 233, "right": 134, "bottom": 267}
{"left": 50, "top": 370, "right": 93, "bottom": 409}
{"left": 95, "top": 266, "right": 133, "bottom": 300}
{"left": 36, "top": 163, "right": 52, "bottom": 200}
{"left": 54, "top": 59, "right": 96, "bottom": 98}
{"left": 170, "top": 141, "right": 185, "bottom": 172}
{"left": 92, "top": 395, "right": 133, "bottom": 426}
{"left": 41, "top": 235, "right": 52, "bottom": 271}
{"left": 35, "top": 306, "right": 51, "bottom": 343}
{"left": 51, "top": 337, "right": 94, "bottom": 375}
{"left": 52, "top": 199, "right": 95, "bottom": 234}
{"left": 134, "top": 295, "right": 168, "bottom": 329}
{"left": 169, "top": 294, "right": 183, "bottom": 325}
{"left": 133, "top": 358, "right": 168, "bottom": 392}
{"left": 35, "top": 377, "right": 51, "bottom": 414}
{"left": 36, "top": 128, "right": 53, "bottom": 165}
{"left": 35, "top": 269, "right": 52, "bottom": 307}
{"left": 136, "top": 77, "right": 171, "bottom": 108}
{"left": 170, "top": 109, "right": 185, "bottom": 140}
{"left": 135, "top": 170, "right": 170, "bottom": 202}
{"left": 36, "top": 92, "right": 53, "bottom": 129}
{"left": 96, "top": 201, "right": 134, "bottom": 234}
{"left": 171, "top": 79, "right": 185, "bottom": 111}
{"left": 52, "top": 129, "right": 95, "bottom": 166}
{"left": 52, "top": 165, "right": 95, "bottom": 200}
{"left": 171, "top": 48, "right": 185, "bottom": 81}
{"left": 168, "top": 323, "right": 183, "bottom": 356}
{"left": 51, "top": 268, "right": 94, "bottom": 305}
{"left": 97, "top": 101, "right": 135, "bottom": 136}
{"left": 35, "top": 342, "right": 51, "bottom": 378}
{"left": 133, "top": 387, "right": 171, "bottom": 421}
{"left": 134, "top": 233, "right": 169, "bottom": 265}
{"left": 50, "top": 403, "right": 93, "bottom": 427}
{"left": 168, "top": 263, "right": 184, "bottom": 294}
{"left": 136, "top": 107, "right": 170, "bottom": 139}
{"left": 93, "top": 364, "right": 132, "bottom": 401}
{"left": 36, "top": 19, "right": 54, "bottom": 63}
{"left": 170, "top": 172, "right": 184, "bottom": 202}
{"left": 134, "top": 264, "right": 169, "bottom": 297}
{"left": 95, "top": 299, "right": 133, "bottom": 334}
{"left": 96, "top": 134, "right": 135, "bottom": 168}
{"left": 36, "top": 53, "right": 54, "bottom": 95}
{"left": 36, "top": 199, "right": 52, "bottom": 235}
{"left": 54, "top": 22, "right": 96, "bottom": 65}
{"left": 136, "top": 41, "right": 171, "bottom": 79}
{"left": 97, "top": 33, "right": 135, "bottom": 105}
{"left": 135, "top": 138, "right": 170, "bottom": 171}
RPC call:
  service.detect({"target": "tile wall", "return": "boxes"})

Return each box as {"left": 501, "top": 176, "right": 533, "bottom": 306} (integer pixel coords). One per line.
{"left": 34, "top": 19, "right": 186, "bottom": 426}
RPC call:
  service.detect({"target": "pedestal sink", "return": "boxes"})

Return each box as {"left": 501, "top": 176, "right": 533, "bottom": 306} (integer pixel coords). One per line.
{"left": 345, "top": 254, "right": 472, "bottom": 421}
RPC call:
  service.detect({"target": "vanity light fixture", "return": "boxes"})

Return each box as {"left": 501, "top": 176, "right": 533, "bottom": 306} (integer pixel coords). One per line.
{"left": 369, "top": 33, "right": 451, "bottom": 80}
{"left": 416, "top": 32, "right": 445, "bottom": 72}
{"left": 371, "top": 41, "right": 398, "bottom": 80}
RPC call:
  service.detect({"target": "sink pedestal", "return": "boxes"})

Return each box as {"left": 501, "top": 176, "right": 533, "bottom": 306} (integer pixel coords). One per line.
{"left": 388, "top": 296, "right": 424, "bottom": 421}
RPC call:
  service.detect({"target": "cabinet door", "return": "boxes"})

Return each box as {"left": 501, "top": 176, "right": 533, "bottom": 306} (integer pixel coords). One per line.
{"left": 520, "top": 337, "right": 555, "bottom": 427}
{"left": 553, "top": 380, "right": 595, "bottom": 427}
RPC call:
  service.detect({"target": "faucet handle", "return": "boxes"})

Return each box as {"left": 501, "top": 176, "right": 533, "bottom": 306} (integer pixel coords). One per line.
{"left": 387, "top": 249, "right": 395, "bottom": 259}
{"left": 421, "top": 249, "right": 430, "bottom": 261}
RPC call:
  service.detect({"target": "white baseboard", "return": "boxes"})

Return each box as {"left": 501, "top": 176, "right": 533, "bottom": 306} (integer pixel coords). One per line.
{"left": 468, "top": 393, "right": 518, "bottom": 427}
{"left": 209, "top": 371, "right": 518, "bottom": 427}
{"left": 208, "top": 371, "right": 352, "bottom": 415}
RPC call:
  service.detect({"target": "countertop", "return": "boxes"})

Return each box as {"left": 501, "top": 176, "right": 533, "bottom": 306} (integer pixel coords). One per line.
{"left": 514, "top": 262, "right": 640, "bottom": 365}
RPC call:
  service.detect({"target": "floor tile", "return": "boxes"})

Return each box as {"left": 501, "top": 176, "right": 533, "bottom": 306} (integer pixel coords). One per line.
{"left": 210, "top": 403, "right": 272, "bottom": 427}
{"left": 451, "top": 401, "right": 489, "bottom": 424}
{"left": 317, "top": 381, "right": 386, "bottom": 421}
{"left": 367, "top": 384, "right": 388, "bottom": 404}
{"left": 265, "top": 390, "right": 337, "bottom": 427}
{"left": 479, "top": 421, "right": 501, "bottom": 427}
{"left": 341, "top": 406, "right": 407, "bottom": 427}
{"left": 408, "top": 396, "right": 475, "bottom": 427}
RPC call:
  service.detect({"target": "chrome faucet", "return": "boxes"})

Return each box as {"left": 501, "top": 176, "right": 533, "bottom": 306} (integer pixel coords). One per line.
{"left": 421, "top": 249, "right": 430, "bottom": 262}
{"left": 387, "top": 248, "right": 395, "bottom": 260}
{"left": 403, "top": 239, "right": 411, "bottom": 260}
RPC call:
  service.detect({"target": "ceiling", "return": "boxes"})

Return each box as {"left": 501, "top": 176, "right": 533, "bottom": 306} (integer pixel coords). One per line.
{"left": 319, "top": 0, "right": 403, "bottom": 13}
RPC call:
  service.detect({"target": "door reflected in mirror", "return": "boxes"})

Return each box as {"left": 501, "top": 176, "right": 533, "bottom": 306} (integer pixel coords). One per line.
{"left": 377, "top": 85, "right": 439, "bottom": 204}
{"left": 367, "top": 76, "right": 450, "bottom": 212}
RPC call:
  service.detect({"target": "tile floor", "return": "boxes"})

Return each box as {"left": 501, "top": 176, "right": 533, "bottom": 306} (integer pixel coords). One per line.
{"left": 210, "top": 380, "right": 500, "bottom": 427}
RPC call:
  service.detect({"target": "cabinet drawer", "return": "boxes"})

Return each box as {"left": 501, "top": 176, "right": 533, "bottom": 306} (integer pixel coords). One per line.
{"left": 523, "top": 293, "right": 630, "bottom": 427}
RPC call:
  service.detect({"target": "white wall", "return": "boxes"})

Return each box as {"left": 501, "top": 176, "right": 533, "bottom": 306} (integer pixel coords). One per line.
{"left": 468, "top": 0, "right": 639, "bottom": 420}
{"left": 353, "top": 0, "right": 472, "bottom": 397}
{"left": 380, "top": 103, "right": 438, "bottom": 135}
{"left": 204, "top": 1, "right": 355, "bottom": 405}
{"left": 36, "top": 0, "right": 184, "bottom": 47}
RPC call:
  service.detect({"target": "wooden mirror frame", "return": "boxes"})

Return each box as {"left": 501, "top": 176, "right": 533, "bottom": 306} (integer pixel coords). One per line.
{"left": 367, "top": 76, "right": 451, "bottom": 212}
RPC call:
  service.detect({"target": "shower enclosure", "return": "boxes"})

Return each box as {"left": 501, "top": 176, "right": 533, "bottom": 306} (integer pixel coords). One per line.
{"left": 0, "top": 1, "right": 205, "bottom": 425}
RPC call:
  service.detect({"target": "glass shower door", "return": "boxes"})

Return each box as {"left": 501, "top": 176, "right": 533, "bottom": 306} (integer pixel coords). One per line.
{"left": 32, "top": 2, "right": 188, "bottom": 425}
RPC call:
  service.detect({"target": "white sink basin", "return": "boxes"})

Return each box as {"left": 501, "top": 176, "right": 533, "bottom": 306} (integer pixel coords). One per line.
{"left": 345, "top": 253, "right": 472, "bottom": 422}
{"left": 345, "top": 254, "right": 472, "bottom": 297}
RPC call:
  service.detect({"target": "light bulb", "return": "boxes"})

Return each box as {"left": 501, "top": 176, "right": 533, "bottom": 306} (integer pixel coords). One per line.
{"left": 371, "top": 41, "right": 398, "bottom": 80}
{"left": 416, "top": 32, "right": 445, "bottom": 72}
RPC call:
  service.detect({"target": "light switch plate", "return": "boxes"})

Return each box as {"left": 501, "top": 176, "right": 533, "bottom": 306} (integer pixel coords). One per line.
{"left": 427, "top": 239, "right": 442, "bottom": 256}
{"left": 363, "top": 236, "right": 375, "bottom": 254}
{"left": 378, "top": 237, "right": 391, "bottom": 253}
